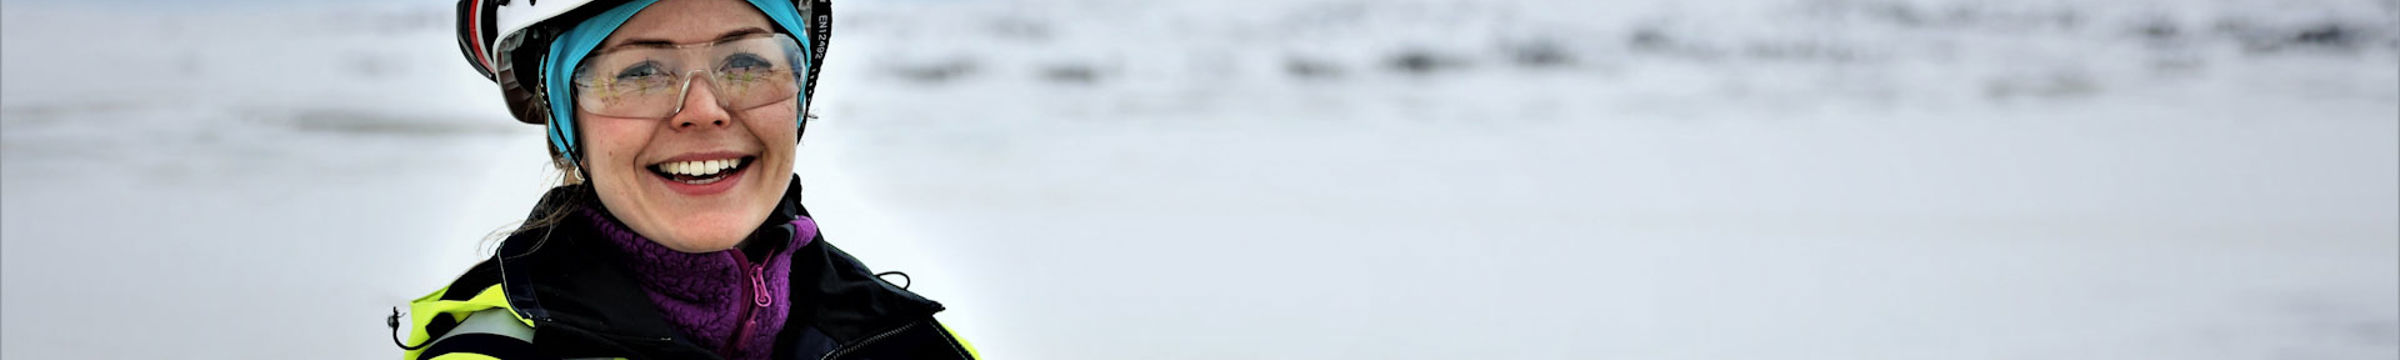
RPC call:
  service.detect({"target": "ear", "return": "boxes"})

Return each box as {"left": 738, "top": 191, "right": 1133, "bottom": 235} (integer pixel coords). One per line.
{"left": 552, "top": 153, "right": 588, "bottom": 185}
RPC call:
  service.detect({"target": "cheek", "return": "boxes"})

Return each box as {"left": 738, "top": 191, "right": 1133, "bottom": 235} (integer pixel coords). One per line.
{"left": 576, "top": 114, "right": 657, "bottom": 174}
{"left": 737, "top": 102, "right": 801, "bottom": 146}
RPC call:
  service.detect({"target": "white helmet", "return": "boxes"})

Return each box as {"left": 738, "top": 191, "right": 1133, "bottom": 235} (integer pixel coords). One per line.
{"left": 454, "top": 0, "right": 830, "bottom": 126}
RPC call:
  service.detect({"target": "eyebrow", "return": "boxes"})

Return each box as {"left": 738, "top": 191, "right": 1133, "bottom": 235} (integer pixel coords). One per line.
{"left": 606, "top": 27, "right": 771, "bottom": 50}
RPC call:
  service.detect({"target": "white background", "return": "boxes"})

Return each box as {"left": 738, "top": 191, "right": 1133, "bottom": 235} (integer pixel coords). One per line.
{"left": 3, "top": 0, "right": 2395, "bottom": 358}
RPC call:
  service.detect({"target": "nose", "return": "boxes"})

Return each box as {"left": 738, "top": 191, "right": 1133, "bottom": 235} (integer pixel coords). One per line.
{"left": 669, "top": 74, "right": 732, "bottom": 130}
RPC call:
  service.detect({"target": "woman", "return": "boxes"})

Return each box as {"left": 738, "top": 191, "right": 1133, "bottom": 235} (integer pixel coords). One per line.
{"left": 390, "top": 0, "right": 979, "bottom": 359}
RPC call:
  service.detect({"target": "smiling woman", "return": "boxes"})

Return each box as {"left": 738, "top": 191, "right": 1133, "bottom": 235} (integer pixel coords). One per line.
{"left": 391, "top": 0, "right": 979, "bottom": 359}
{"left": 573, "top": 2, "right": 801, "bottom": 253}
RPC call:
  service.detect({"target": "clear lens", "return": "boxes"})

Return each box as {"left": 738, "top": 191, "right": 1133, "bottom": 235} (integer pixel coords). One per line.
{"left": 572, "top": 34, "right": 803, "bottom": 119}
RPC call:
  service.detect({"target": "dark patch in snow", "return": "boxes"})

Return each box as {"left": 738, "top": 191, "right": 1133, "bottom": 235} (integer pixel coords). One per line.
{"left": 1741, "top": 41, "right": 1857, "bottom": 62}
{"left": 1984, "top": 68, "right": 2101, "bottom": 100}
{"left": 276, "top": 109, "right": 514, "bottom": 137}
{"left": 1628, "top": 27, "right": 1671, "bottom": 52}
{"left": 1622, "top": 25, "right": 1725, "bottom": 61}
{"left": 2229, "top": 21, "right": 2388, "bottom": 54}
{"left": 2208, "top": 17, "right": 2398, "bottom": 55}
{"left": 888, "top": 58, "right": 979, "bottom": 84}
{"left": 1283, "top": 56, "right": 1344, "bottom": 79}
{"left": 1505, "top": 40, "right": 1575, "bottom": 68}
{"left": 1386, "top": 48, "right": 1467, "bottom": 75}
{"left": 1038, "top": 62, "right": 1100, "bottom": 84}
{"left": 0, "top": 102, "right": 143, "bottom": 128}
{"left": 2138, "top": 19, "right": 2182, "bottom": 43}
{"left": 1866, "top": 3, "right": 1927, "bottom": 28}
{"left": 2292, "top": 23, "right": 2366, "bottom": 48}
{"left": 1844, "top": 2, "right": 2084, "bottom": 31}
{"left": 2269, "top": 295, "right": 2400, "bottom": 350}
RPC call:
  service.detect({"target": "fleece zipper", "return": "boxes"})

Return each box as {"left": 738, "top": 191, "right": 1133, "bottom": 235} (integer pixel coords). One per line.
{"left": 721, "top": 251, "right": 773, "bottom": 358}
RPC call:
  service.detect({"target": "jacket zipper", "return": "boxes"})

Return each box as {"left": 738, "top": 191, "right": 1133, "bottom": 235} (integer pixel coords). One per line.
{"left": 820, "top": 322, "right": 921, "bottom": 360}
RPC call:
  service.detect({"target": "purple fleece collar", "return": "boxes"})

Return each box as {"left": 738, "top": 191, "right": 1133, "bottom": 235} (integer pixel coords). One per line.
{"left": 584, "top": 209, "right": 818, "bottom": 360}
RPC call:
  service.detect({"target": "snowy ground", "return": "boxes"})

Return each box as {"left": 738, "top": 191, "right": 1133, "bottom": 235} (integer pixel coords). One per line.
{"left": 3, "top": 0, "right": 2396, "bottom": 358}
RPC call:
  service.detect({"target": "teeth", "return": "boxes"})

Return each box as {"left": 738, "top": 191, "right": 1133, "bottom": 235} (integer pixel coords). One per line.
{"left": 658, "top": 158, "right": 741, "bottom": 177}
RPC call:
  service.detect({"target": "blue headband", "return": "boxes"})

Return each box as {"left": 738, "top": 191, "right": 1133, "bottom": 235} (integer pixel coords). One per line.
{"left": 541, "top": 0, "right": 814, "bottom": 162}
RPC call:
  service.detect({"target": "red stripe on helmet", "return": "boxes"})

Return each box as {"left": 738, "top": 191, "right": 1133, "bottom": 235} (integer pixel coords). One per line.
{"left": 466, "top": 0, "right": 494, "bottom": 74}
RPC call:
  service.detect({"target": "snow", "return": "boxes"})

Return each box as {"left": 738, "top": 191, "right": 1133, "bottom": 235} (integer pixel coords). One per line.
{"left": 2, "top": 0, "right": 2394, "bottom": 358}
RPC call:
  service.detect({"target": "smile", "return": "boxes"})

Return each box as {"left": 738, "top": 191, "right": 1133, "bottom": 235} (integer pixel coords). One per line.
{"left": 648, "top": 156, "right": 757, "bottom": 185}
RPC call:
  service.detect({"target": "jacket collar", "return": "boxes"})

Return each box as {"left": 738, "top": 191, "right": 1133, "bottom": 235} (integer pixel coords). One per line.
{"left": 492, "top": 175, "right": 943, "bottom": 359}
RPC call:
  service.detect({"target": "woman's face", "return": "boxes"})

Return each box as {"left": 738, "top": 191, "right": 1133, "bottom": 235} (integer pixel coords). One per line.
{"left": 579, "top": 0, "right": 798, "bottom": 253}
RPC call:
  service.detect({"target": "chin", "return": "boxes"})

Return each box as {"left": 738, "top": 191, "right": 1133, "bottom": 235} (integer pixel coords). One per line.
{"left": 650, "top": 211, "right": 763, "bottom": 253}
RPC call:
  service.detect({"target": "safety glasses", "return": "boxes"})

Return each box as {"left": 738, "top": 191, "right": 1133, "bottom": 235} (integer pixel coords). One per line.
{"left": 571, "top": 33, "right": 806, "bottom": 119}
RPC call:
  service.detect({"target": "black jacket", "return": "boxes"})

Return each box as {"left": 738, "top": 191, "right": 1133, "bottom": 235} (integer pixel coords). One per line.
{"left": 398, "top": 177, "right": 977, "bottom": 360}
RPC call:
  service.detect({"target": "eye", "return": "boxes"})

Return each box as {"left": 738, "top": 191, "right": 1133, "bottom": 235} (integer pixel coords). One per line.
{"left": 719, "top": 53, "right": 774, "bottom": 72}
{"left": 603, "top": 61, "right": 679, "bottom": 94}
{"left": 714, "top": 53, "right": 783, "bottom": 87}
{"left": 616, "top": 61, "right": 667, "bottom": 80}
